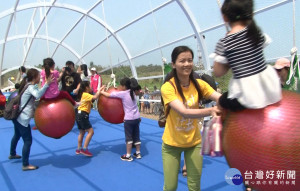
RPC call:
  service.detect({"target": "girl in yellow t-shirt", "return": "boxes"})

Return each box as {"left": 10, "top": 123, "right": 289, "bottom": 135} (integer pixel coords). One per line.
{"left": 161, "top": 46, "right": 221, "bottom": 191}
{"left": 75, "top": 81, "right": 104, "bottom": 157}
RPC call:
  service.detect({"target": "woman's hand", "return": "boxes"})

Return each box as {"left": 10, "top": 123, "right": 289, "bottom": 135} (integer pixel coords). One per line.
{"left": 210, "top": 106, "right": 221, "bottom": 117}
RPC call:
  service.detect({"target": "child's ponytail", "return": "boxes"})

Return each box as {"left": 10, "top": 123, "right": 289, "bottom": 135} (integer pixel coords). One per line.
{"left": 129, "top": 78, "right": 139, "bottom": 101}
{"left": 246, "top": 19, "right": 262, "bottom": 46}
{"left": 77, "top": 81, "right": 90, "bottom": 101}
{"left": 43, "top": 58, "right": 55, "bottom": 78}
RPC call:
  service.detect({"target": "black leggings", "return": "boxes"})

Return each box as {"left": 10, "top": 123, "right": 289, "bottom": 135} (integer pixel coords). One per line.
{"left": 219, "top": 92, "right": 245, "bottom": 112}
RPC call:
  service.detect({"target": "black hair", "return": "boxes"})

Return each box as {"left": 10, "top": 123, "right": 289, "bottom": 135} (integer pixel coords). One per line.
{"left": 19, "top": 66, "right": 26, "bottom": 73}
{"left": 19, "top": 68, "right": 39, "bottom": 93}
{"left": 168, "top": 46, "right": 203, "bottom": 105}
{"left": 43, "top": 58, "right": 55, "bottom": 78}
{"left": 120, "top": 77, "right": 130, "bottom": 88}
{"left": 80, "top": 64, "right": 88, "bottom": 77}
{"left": 77, "top": 81, "right": 90, "bottom": 101}
{"left": 64, "top": 66, "right": 71, "bottom": 73}
{"left": 15, "top": 83, "right": 20, "bottom": 89}
{"left": 221, "top": 0, "right": 262, "bottom": 45}
{"left": 66, "top": 61, "right": 74, "bottom": 68}
{"left": 119, "top": 77, "right": 139, "bottom": 101}
{"left": 129, "top": 78, "right": 140, "bottom": 101}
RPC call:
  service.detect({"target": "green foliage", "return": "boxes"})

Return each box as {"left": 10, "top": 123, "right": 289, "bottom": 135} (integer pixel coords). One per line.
{"left": 1, "top": 63, "right": 233, "bottom": 93}
{"left": 213, "top": 70, "right": 232, "bottom": 93}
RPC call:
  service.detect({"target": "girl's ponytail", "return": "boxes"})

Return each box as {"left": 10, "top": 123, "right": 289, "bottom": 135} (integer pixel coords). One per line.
{"left": 77, "top": 81, "right": 90, "bottom": 101}
{"left": 247, "top": 19, "right": 262, "bottom": 46}
{"left": 129, "top": 78, "right": 139, "bottom": 101}
{"left": 43, "top": 58, "right": 55, "bottom": 78}
{"left": 44, "top": 63, "right": 51, "bottom": 78}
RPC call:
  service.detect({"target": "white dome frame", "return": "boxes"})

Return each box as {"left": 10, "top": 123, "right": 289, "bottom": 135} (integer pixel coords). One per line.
{"left": 0, "top": 0, "right": 297, "bottom": 87}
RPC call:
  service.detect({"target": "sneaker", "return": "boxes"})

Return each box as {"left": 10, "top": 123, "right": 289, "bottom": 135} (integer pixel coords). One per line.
{"left": 81, "top": 149, "right": 93, "bottom": 157}
{"left": 120, "top": 154, "right": 133, "bottom": 162}
{"left": 75, "top": 149, "right": 82, "bottom": 155}
{"left": 8, "top": 154, "right": 22, "bottom": 159}
{"left": 22, "top": 165, "right": 39, "bottom": 171}
{"left": 133, "top": 152, "right": 142, "bottom": 159}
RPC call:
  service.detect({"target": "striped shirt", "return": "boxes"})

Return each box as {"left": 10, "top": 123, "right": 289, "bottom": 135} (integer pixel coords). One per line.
{"left": 215, "top": 27, "right": 267, "bottom": 79}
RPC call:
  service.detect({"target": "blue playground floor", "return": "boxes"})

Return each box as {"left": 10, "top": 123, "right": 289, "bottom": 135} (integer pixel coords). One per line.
{"left": 0, "top": 110, "right": 244, "bottom": 191}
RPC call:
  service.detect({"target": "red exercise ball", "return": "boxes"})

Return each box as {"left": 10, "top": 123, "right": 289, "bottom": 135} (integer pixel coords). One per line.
{"left": 97, "top": 87, "right": 124, "bottom": 124}
{"left": 34, "top": 99, "right": 75, "bottom": 139}
{"left": 0, "top": 91, "right": 5, "bottom": 117}
{"left": 222, "top": 90, "right": 300, "bottom": 191}
{"left": 0, "top": 94, "right": 5, "bottom": 106}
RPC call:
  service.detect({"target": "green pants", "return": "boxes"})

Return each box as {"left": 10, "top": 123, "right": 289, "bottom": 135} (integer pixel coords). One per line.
{"left": 162, "top": 142, "right": 203, "bottom": 191}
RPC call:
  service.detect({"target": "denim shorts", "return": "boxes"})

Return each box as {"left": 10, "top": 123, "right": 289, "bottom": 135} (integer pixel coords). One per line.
{"left": 76, "top": 110, "right": 92, "bottom": 130}
{"left": 124, "top": 118, "right": 141, "bottom": 145}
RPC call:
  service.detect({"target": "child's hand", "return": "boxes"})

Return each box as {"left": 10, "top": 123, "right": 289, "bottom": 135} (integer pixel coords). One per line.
{"left": 98, "top": 85, "right": 106, "bottom": 94}
{"left": 73, "top": 89, "right": 78, "bottom": 95}
{"left": 45, "top": 75, "right": 54, "bottom": 85}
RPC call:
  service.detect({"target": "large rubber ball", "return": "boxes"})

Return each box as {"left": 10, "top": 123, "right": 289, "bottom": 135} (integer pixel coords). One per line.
{"left": 222, "top": 90, "right": 300, "bottom": 191}
{"left": 97, "top": 87, "right": 125, "bottom": 124}
{"left": 34, "top": 99, "right": 75, "bottom": 139}
{"left": 0, "top": 94, "right": 6, "bottom": 106}
{"left": 0, "top": 94, "right": 5, "bottom": 117}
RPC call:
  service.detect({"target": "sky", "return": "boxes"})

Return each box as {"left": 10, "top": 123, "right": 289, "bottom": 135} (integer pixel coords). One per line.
{"left": 0, "top": 0, "right": 299, "bottom": 79}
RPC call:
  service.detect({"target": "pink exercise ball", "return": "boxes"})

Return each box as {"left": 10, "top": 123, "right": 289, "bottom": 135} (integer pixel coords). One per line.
{"left": 34, "top": 99, "right": 75, "bottom": 139}
{"left": 97, "top": 87, "right": 125, "bottom": 124}
{"left": 222, "top": 90, "right": 300, "bottom": 191}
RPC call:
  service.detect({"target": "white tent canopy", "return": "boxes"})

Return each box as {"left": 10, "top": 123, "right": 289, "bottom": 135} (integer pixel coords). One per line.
{"left": 0, "top": 0, "right": 299, "bottom": 86}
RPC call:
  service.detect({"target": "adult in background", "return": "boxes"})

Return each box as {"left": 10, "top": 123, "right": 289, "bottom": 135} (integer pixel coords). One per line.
{"left": 90, "top": 67, "right": 102, "bottom": 109}
{"left": 273, "top": 57, "right": 300, "bottom": 92}
{"left": 61, "top": 61, "right": 82, "bottom": 101}
{"left": 19, "top": 66, "right": 26, "bottom": 82}
{"left": 77, "top": 64, "right": 90, "bottom": 82}
{"left": 143, "top": 89, "right": 150, "bottom": 114}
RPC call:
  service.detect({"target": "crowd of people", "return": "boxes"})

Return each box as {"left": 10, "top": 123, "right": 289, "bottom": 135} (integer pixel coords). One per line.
{"left": 7, "top": 60, "right": 106, "bottom": 170}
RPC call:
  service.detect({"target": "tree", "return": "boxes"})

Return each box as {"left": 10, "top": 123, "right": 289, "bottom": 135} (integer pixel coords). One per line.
{"left": 90, "top": 61, "right": 94, "bottom": 68}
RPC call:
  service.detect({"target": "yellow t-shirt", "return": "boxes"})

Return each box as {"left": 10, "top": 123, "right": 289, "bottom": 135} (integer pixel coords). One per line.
{"left": 161, "top": 77, "right": 215, "bottom": 147}
{"left": 78, "top": 92, "right": 94, "bottom": 113}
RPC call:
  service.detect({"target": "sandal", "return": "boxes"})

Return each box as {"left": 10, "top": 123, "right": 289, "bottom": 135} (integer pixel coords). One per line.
{"left": 182, "top": 169, "right": 187, "bottom": 177}
{"left": 8, "top": 154, "right": 22, "bottom": 159}
{"left": 22, "top": 165, "right": 39, "bottom": 171}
